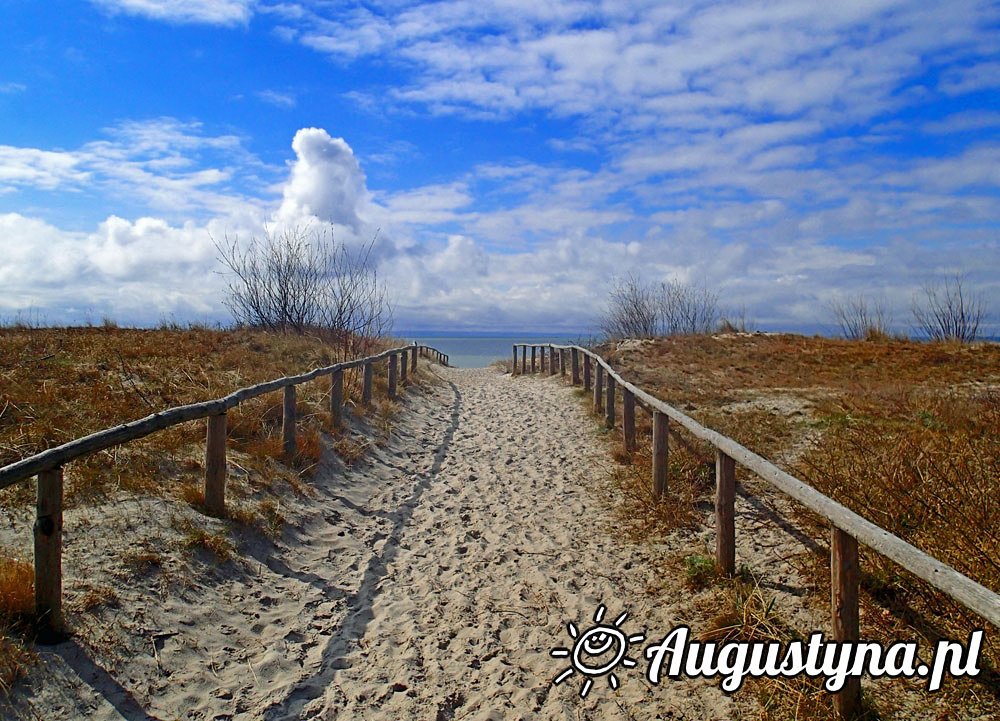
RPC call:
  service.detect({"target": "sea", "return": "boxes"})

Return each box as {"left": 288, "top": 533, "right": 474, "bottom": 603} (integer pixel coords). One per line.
{"left": 402, "top": 333, "right": 591, "bottom": 369}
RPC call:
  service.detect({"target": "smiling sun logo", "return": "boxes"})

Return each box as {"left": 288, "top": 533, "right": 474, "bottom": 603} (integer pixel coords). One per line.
{"left": 549, "top": 604, "right": 646, "bottom": 698}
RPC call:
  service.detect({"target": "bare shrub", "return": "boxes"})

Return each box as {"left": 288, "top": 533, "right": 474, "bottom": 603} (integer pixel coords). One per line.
{"left": 600, "top": 274, "right": 659, "bottom": 340}
{"left": 911, "top": 275, "right": 988, "bottom": 343}
{"left": 215, "top": 225, "right": 393, "bottom": 358}
{"left": 601, "top": 275, "right": 720, "bottom": 340}
{"left": 658, "top": 279, "right": 719, "bottom": 335}
{"left": 717, "top": 304, "right": 756, "bottom": 334}
{"left": 829, "top": 293, "right": 891, "bottom": 340}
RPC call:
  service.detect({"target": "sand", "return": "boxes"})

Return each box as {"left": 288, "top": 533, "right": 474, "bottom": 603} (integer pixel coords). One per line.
{"left": 4, "top": 365, "right": 761, "bottom": 719}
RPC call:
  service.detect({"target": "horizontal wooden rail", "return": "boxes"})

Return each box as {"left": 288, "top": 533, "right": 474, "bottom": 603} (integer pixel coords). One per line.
{"left": 513, "top": 341, "right": 1000, "bottom": 718}
{"left": 0, "top": 344, "right": 445, "bottom": 490}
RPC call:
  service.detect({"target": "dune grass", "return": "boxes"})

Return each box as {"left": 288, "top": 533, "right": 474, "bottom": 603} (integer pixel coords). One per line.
{"left": 587, "top": 333, "right": 1000, "bottom": 717}
{"left": 0, "top": 326, "right": 435, "bottom": 692}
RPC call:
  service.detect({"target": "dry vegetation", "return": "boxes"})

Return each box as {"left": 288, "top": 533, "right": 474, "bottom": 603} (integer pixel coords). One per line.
{"left": 588, "top": 332, "right": 1000, "bottom": 719}
{"left": 0, "top": 325, "right": 429, "bottom": 695}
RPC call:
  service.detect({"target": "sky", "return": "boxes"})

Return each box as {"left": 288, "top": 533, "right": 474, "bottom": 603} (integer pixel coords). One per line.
{"left": 1, "top": 0, "right": 999, "bottom": 334}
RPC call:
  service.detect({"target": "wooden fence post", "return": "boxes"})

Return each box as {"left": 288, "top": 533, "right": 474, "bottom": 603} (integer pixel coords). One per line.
{"left": 832, "top": 528, "right": 861, "bottom": 719}
{"left": 716, "top": 450, "right": 736, "bottom": 575}
{"left": 282, "top": 385, "right": 297, "bottom": 460}
{"left": 530, "top": 346, "right": 536, "bottom": 373}
{"left": 400, "top": 349, "right": 408, "bottom": 383}
{"left": 520, "top": 346, "right": 527, "bottom": 375}
{"left": 583, "top": 355, "right": 591, "bottom": 391}
{"left": 388, "top": 353, "right": 398, "bottom": 399}
{"left": 330, "top": 368, "right": 343, "bottom": 428}
{"left": 411, "top": 345, "right": 418, "bottom": 373}
{"left": 605, "top": 375, "right": 616, "bottom": 428}
{"left": 594, "top": 365, "right": 604, "bottom": 413}
{"left": 652, "top": 411, "right": 668, "bottom": 498}
{"left": 623, "top": 389, "right": 636, "bottom": 451}
{"left": 512, "top": 345, "right": 518, "bottom": 375}
{"left": 540, "top": 346, "right": 546, "bottom": 374}
{"left": 363, "top": 362, "right": 373, "bottom": 404}
{"left": 559, "top": 348, "right": 567, "bottom": 376}
{"left": 204, "top": 412, "right": 227, "bottom": 516}
{"left": 549, "top": 345, "right": 557, "bottom": 376}
{"left": 571, "top": 348, "right": 580, "bottom": 385}
{"left": 34, "top": 466, "right": 64, "bottom": 638}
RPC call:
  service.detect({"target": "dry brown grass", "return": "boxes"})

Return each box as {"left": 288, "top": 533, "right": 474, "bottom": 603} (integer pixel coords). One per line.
{"left": 0, "top": 327, "right": 424, "bottom": 686}
{"left": 0, "top": 555, "right": 34, "bottom": 695}
{"left": 0, "top": 326, "right": 351, "bottom": 506}
{"left": 0, "top": 557, "right": 32, "bottom": 623}
{"left": 594, "top": 333, "right": 1000, "bottom": 716}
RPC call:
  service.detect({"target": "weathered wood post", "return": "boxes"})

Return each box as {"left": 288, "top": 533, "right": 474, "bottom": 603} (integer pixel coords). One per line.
{"left": 34, "top": 466, "right": 64, "bottom": 637}
{"left": 330, "top": 368, "right": 343, "bottom": 428}
{"left": 583, "top": 355, "right": 592, "bottom": 391}
{"left": 559, "top": 348, "right": 567, "bottom": 376}
{"left": 512, "top": 345, "right": 518, "bottom": 375}
{"left": 594, "top": 365, "right": 604, "bottom": 413}
{"left": 549, "top": 345, "right": 557, "bottom": 376}
{"left": 716, "top": 451, "right": 736, "bottom": 575}
{"left": 531, "top": 346, "right": 537, "bottom": 373}
{"left": 388, "top": 353, "right": 398, "bottom": 399}
{"left": 652, "top": 411, "right": 668, "bottom": 498}
{"left": 400, "top": 349, "right": 408, "bottom": 383}
{"left": 539, "top": 346, "right": 546, "bottom": 374}
{"left": 623, "top": 389, "right": 636, "bottom": 451}
{"left": 520, "top": 345, "right": 527, "bottom": 375}
{"left": 605, "top": 374, "right": 616, "bottom": 428}
{"left": 282, "top": 385, "right": 297, "bottom": 460}
{"left": 411, "top": 345, "right": 418, "bottom": 373}
{"left": 204, "top": 412, "right": 227, "bottom": 516}
{"left": 832, "top": 528, "right": 861, "bottom": 719}
{"left": 571, "top": 348, "right": 580, "bottom": 385}
{"left": 362, "top": 362, "right": 373, "bottom": 404}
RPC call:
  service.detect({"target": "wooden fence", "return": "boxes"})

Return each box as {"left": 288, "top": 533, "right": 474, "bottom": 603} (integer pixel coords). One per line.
{"left": 512, "top": 343, "right": 1000, "bottom": 718}
{"left": 0, "top": 343, "right": 448, "bottom": 639}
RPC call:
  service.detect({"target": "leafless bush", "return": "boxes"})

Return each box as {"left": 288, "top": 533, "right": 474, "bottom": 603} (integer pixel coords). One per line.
{"left": 717, "top": 305, "right": 756, "bottom": 333}
{"left": 215, "top": 225, "right": 393, "bottom": 358}
{"left": 911, "top": 276, "right": 987, "bottom": 343}
{"left": 658, "top": 280, "right": 719, "bottom": 335}
{"left": 829, "top": 293, "right": 891, "bottom": 340}
{"left": 600, "top": 274, "right": 660, "bottom": 340}
{"left": 601, "top": 275, "right": 719, "bottom": 340}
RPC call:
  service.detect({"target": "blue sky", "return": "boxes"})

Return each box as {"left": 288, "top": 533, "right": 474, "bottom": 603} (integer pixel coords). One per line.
{"left": 1, "top": 0, "right": 999, "bottom": 333}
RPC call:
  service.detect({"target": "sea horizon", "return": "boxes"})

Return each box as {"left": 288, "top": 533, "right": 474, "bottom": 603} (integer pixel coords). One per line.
{"left": 403, "top": 332, "right": 594, "bottom": 368}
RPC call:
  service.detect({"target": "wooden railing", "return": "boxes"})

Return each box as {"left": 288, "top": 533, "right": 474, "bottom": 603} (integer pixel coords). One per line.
{"left": 0, "top": 343, "right": 449, "bottom": 638}
{"left": 512, "top": 342, "right": 1000, "bottom": 718}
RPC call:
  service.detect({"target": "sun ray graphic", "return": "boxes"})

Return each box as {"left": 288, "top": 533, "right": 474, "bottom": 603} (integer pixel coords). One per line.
{"left": 550, "top": 603, "right": 646, "bottom": 699}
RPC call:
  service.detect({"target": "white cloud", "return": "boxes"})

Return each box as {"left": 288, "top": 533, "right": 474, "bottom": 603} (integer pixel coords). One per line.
{"left": 275, "top": 128, "right": 371, "bottom": 234}
{"left": 923, "top": 110, "right": 1000, "bottom": 134}
{"left": 0, "top": 147, "right": 89, "bottom": 189}
{"left": 937, "top": 61, "right": 1000, "bottom": 96}
{"left": 89, "top": 0, "right": 254, "bottom": 25}
{"left": 255, "top": 89, "right": 297, "bottom": 108}
{"left": 3, "top": 116, "right": 999, "bottom": 334}
{"left": 275, "top": 0, "right": 1000, "bottom": 134}
{"left": 0, "top": 118, "right": 271, "bottom": 218}
{"left": 382, "top": 183, "right": 473, "bottom": 224}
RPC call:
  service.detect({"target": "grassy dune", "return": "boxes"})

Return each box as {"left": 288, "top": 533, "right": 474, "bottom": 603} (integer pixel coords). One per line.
{"left": 0, "top": 326, "right": 416, "bottom": 694}
{"left": 590, "top": 333, "right": 1000, "bottom": 718}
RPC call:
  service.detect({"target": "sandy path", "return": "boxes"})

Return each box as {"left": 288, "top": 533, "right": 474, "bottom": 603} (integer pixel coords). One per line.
{"left": 7, "top": 366, "right": 731, "bottom": 720}
{"left": 254, "top": 366, "right": 730, "bottom": 720}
